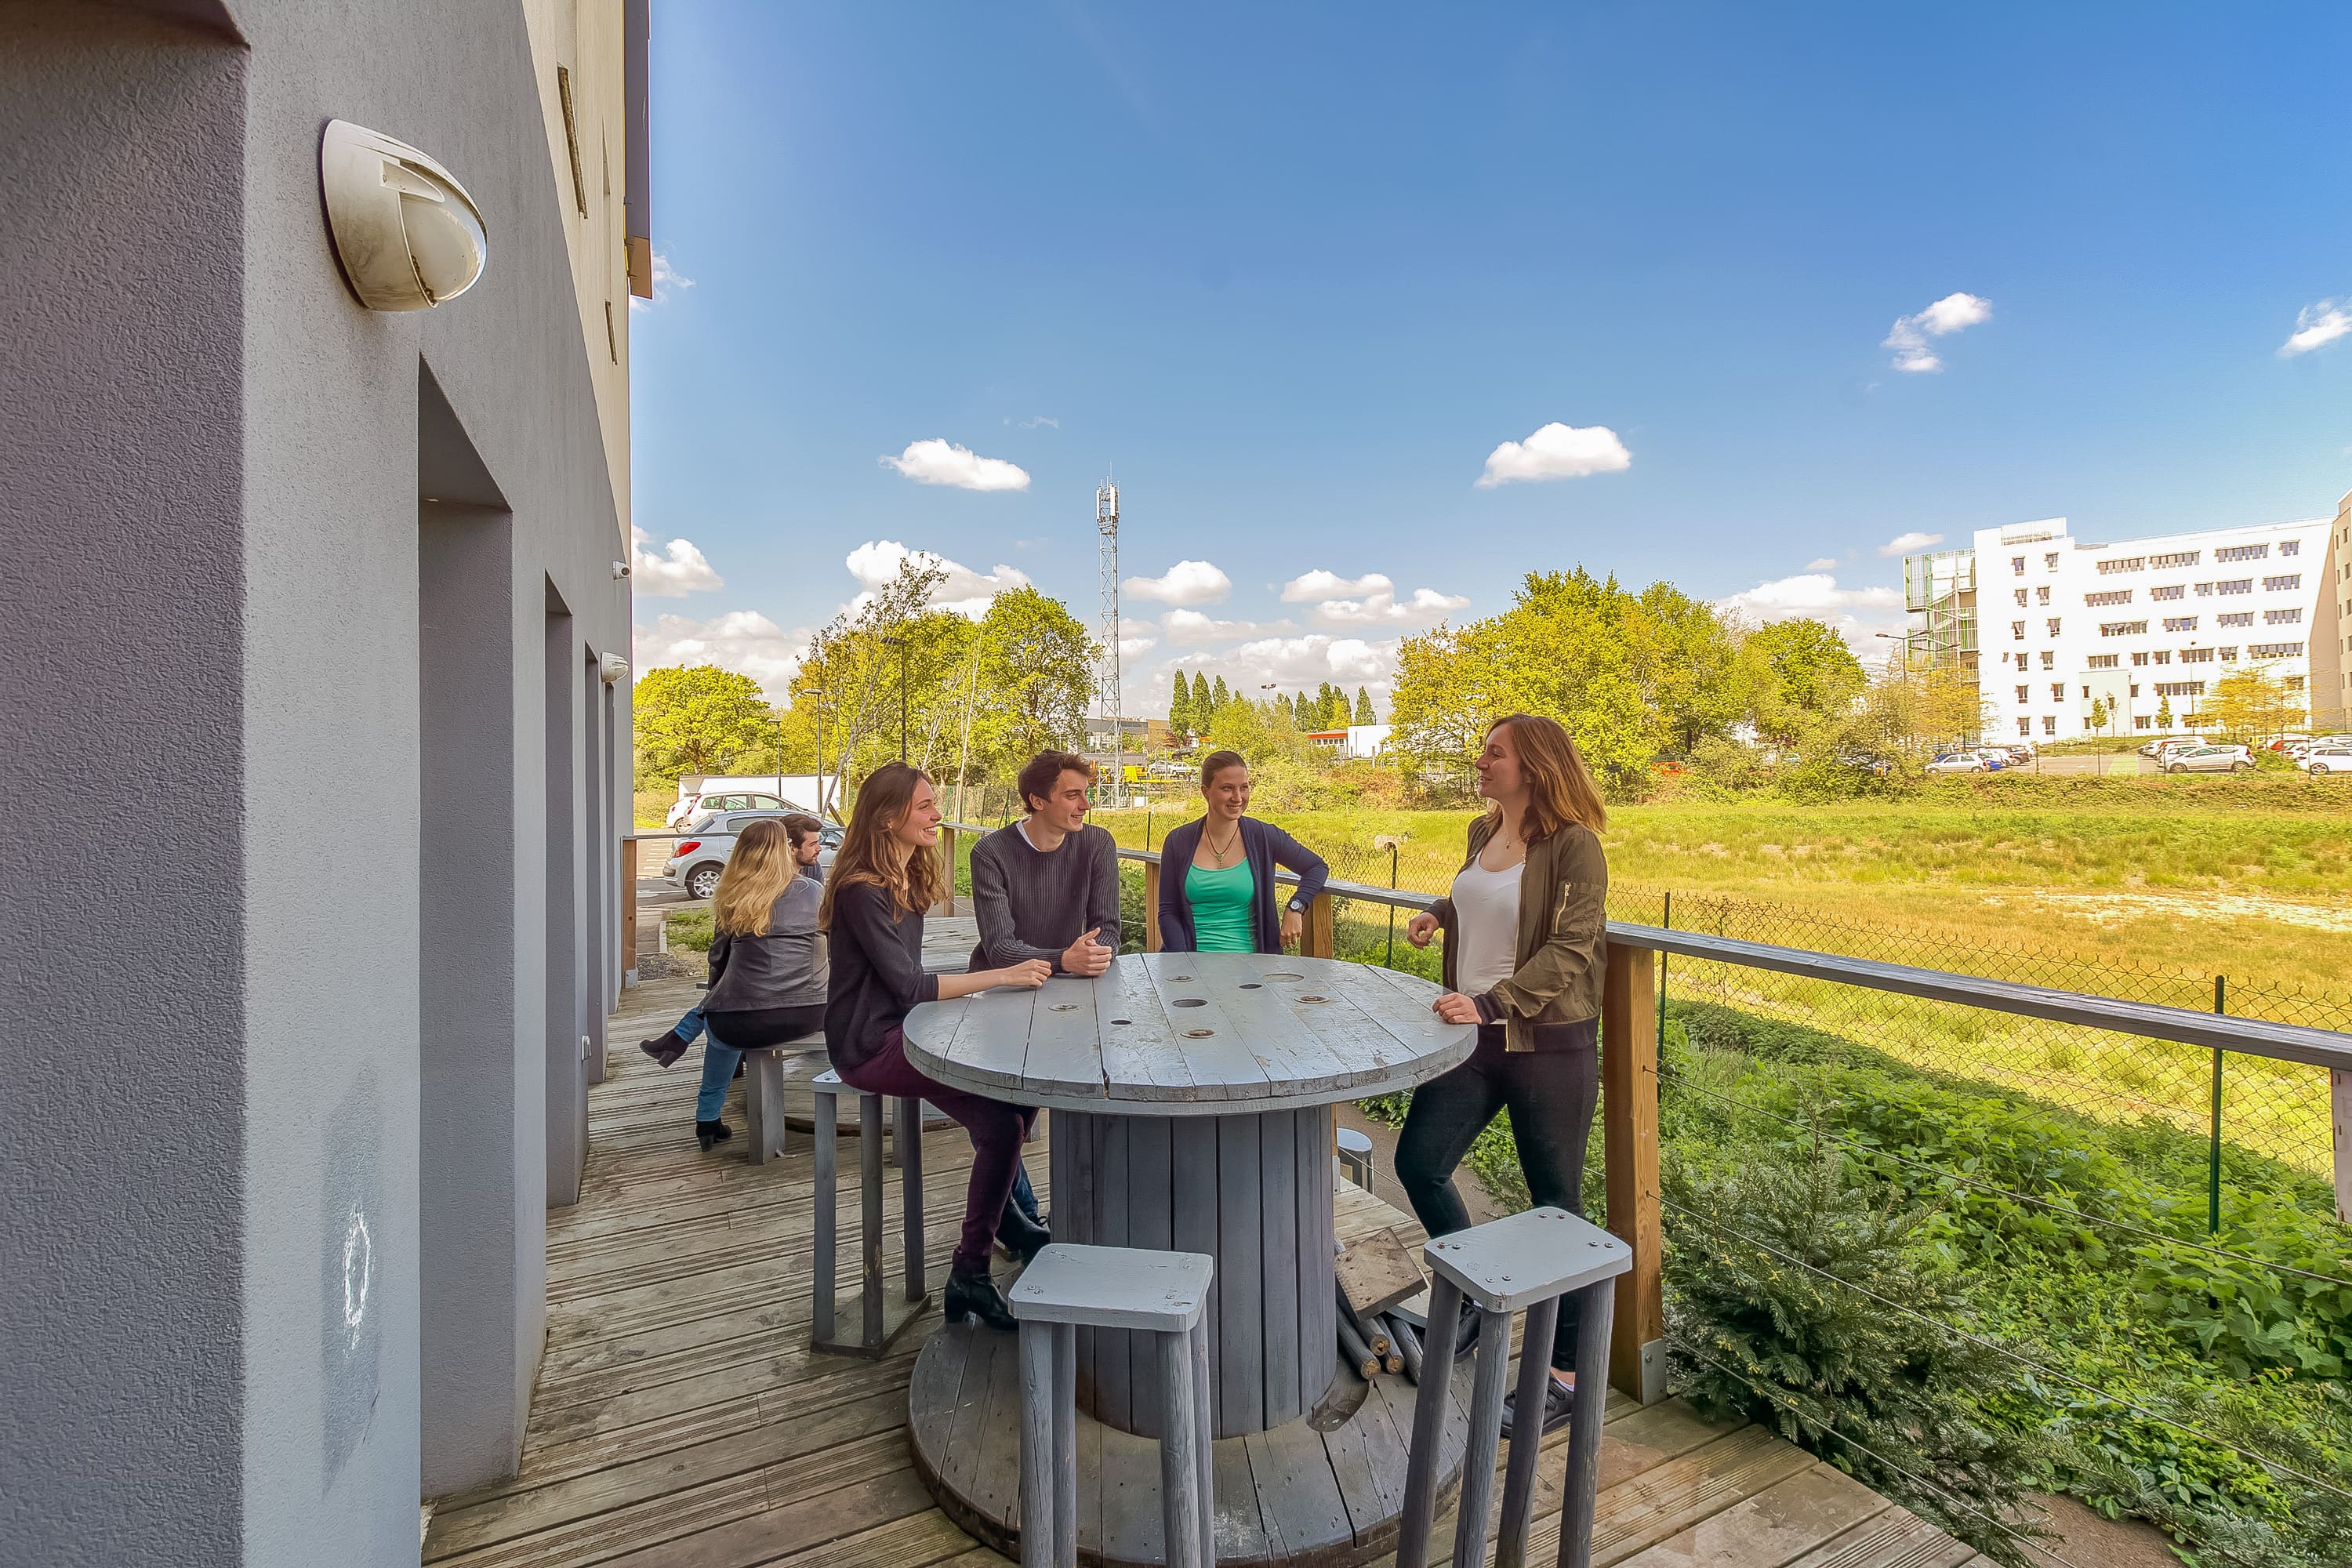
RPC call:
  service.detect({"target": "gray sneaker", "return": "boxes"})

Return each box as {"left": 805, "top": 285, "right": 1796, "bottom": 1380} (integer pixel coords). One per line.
{"left": 1498, "top": 1378, "right": 1573, "bottom": 1441}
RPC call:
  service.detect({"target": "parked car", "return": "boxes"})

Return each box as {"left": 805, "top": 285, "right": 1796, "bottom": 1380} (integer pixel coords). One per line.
{"left": 666, "top": 789, "right": 790, "bottom": 829}
{"left": 2163, "top": 744, "right": 2254, "bottom": 775}
{"left": 662, "top": 811, "right": 841, "bottom": 900}
{"left": 1926, "top": 751, "right": 1989, "bottom": 775}
{"left": 2304, "top": 743, "right": 2352, "bottom": 776}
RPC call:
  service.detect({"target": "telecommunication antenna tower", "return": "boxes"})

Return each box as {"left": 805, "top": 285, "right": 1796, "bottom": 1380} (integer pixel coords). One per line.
{"left": 1095, "top": 478, "right": 1124, "bottom": 807}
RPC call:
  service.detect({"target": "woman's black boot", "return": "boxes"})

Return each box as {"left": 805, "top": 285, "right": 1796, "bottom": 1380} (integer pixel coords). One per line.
{"left": 640, "top": 1029, "right": 691, "bottom": 1067}
{"left": 995, "top": 1204, "right": 1051, "bottom": 1265}
{"left": 695, "top": 1119, "right": 732, "bottom": 1151}
{"left": 945, "top": 1266, "right": 1018, "bottom": 1330}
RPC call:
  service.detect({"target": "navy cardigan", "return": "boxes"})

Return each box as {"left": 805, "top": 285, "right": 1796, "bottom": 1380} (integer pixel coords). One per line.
{"left": 1156, "top": 816, "right": 1330, "bottom": 953}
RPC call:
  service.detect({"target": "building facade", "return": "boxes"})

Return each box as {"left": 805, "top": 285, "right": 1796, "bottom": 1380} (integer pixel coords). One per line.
{"left": 4, "top": 2, "right": 648, "bottom": 1563}
{"left": 1908, "top": 513, "right": 2339, "bottom": 740}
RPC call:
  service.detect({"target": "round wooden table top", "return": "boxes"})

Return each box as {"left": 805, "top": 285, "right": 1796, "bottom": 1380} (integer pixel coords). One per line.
{"left": 902, "top": 952, "right": 1475, "bottom": 1115}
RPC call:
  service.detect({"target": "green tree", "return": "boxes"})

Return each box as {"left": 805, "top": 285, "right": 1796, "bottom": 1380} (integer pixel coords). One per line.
{"left": 1192, "top": 672, "right": 1212, "bottom": 723}
{"left": 2157, "top": 695, "right": 2173, "bottom": 731}
{"left": 2199, "top": 663, "right": 2304, "bottom": 745}
{"left": 1742, "top": 619, "right": 1866, "bottom": 744}
{"left": 973, "top": 586, "right": 1098, "bottom": 770}
{"left": 632, "top": 665, "right": 779, "bottom": 785}
{"left": 1210, "top": 675, "right": 1231, "bottom": 714}
{"left": 1169, "top": 670, "right": 1193, "bottom": 735}
{"left": 1353, "top": 686, "right": 1376, "bottom": 725}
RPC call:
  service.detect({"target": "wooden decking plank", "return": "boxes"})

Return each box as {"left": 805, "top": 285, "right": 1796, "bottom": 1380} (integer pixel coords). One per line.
{"left": 1612, "top": 1462, "right": 1888, "bottom": 1568}
{"left": 740, "top": 1509, "right": 978, "bottom": 1568}
{"left": 1781, "top": 1505, "right": 1976, "bottom": 1568}
{"left": 592, "top": 1466, "right": 938, "bottom": 1568}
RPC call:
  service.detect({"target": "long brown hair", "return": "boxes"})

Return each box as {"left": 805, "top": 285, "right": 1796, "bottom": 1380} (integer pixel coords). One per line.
{"left": 818, "top": 761, "right": 947, "bottom": 926}
{"left": 712, "top": 818, "right": 800, "bottom": 936}
{"left": 1486, "top": 713, "right": 1607, "bottom": 840}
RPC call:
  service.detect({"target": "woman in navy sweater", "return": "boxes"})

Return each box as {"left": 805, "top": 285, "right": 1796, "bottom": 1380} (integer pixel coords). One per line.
{"left": 821, "top": 762, "right": 1050, "bottom": 1330}
{"left": 1156, "top": 751, "right": 1330, "bottom": 953}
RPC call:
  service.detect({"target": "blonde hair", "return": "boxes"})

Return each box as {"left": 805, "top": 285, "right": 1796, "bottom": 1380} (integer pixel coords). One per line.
{"left": 1486, "top": 713, "right": 1608, "bottom": 840}
{"left": 712, "top": 818, "right": 801, "bottom": 936}
{"left": 819, "top": 761, "right": 948, "bottom": 926}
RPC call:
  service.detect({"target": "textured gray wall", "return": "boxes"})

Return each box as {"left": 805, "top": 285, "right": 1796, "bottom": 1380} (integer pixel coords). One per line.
{"left": 4, "top": 1, "right": 634, "bottom": 1561}
{"left": 0, "top": 10, "right": 249, "bottom": 1564}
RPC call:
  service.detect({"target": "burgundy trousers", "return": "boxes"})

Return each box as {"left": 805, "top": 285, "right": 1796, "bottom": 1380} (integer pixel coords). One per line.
{"left": 837, "top": 1027, "right": 1035, "bottom": 1276}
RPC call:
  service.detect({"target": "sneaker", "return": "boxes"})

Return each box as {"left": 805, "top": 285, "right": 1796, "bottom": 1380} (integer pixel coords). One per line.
{"left": 1498, "top": 1378, "right": 1573, "bottom": 1441}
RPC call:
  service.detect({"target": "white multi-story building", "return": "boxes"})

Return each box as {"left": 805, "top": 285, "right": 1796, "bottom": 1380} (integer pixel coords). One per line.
{"left": 1909, "top": 512, "right": 2343, "bottom": 740}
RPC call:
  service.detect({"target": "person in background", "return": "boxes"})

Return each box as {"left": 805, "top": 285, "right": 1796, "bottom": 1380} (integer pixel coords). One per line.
{"left": 822, "top": 763, "right": 1051, "bottom": 1330}
{"left": 966, "top": 749, "right": 1120, "bottom": 1240}
{"left": 689, "top": 815, "right": 831, "bottom": 1151}
{"left": 1396, "top": 714, "right": 1611, "bottom": 1441}
{"left": 1156, "top": 750, "right": 1329, "bottom": 953}
{"left": 640, "top": 813, "right": 829, "bottom": 1073}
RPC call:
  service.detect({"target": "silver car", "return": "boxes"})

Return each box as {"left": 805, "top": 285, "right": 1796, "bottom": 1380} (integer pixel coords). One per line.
{"left": 2304, "top": 744, "right": 2352, "bottom": 776}
{"left": 662, "top": 811, "right": 840, "bottom": 900}
{"left": 2162, "top": 744, "right": 2253, "bottom": 775}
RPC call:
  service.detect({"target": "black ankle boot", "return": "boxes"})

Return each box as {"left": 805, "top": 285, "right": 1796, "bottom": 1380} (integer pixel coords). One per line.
{"left": 640, "top": 1029, "right": 691, "bottom": 1067}
{"left": 996, "top": 1205, "right": 1051, "bottom": 1265}
{"left": 945, "top": 1267, "right": 1018, "bottom": 1330}
{"left": 695, "top": 1119, "right": 732, "bottom": 1151}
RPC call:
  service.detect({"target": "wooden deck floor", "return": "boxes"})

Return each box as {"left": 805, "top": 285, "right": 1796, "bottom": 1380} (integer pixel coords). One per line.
{"left": 424, "top": 954, "right": 1986, "bottom": 1568}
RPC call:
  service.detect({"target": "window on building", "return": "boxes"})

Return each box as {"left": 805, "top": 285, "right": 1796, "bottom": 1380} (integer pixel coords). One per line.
{"left": 2215, "top": 543, "right": 2268, "bottom": 563}
{"left": 2286, "top": 675, "right": 2304, "bottom": 691}
{"left": 2013, "top": 588, "right": 2028, "bottom": 607}
{"left": 2012, "top": 556, "right": 2026, "bottom": 575}
{"left": 2099, "top": 620, "right": 2148, "bottom": 637}
{"left": 2129, "top": 684, "right": 2140, "bottom": 697}
{"left": 2084, "top": 590, "right": 2132, "bottom": 607}
{"left": 2263, "top": 574, "right": 2300, "bottom": 592}
{"left": 2042, "top": 716, "right": 2057, "bottom": 735}
{"left": 2015, "top": 684, "right": 2029, "bottom": 702}
{"left": 2086, "top": 654, "right": 2118, "bottom": 668}
{"left": 2016, "top": 717, "right": 2031, "bottom": 736}
{"left": 2050, "top": 683, "right": 2065, "bottom": 701}
{"left": 2154, "top": 650, "right": 2172, "bottom": 665}
{"left": 2216, "top": 579, "right": 2252, "bottom": 594}
{"left": 2149, "top": 584, "right": 2185, "bottom": 601}
{"left": 2036, "top": 586, "right": 2051, "bottom": 605}
{"left": 2134, "top": 714, "right": 2151, "bottom": 729}
{"left": 2249, "top": 641, "right": 2305, "bottom": 659}
{"left": 2046, "top": 618, "right": 2062, "bottom": 636}
{"left": 2096, "top": 557, "right": 2146, "bottom": 575}
{"left": 2012, "top": 621, "right": 2026, "bottom": 640}
{"left": 2039, "top": 651, "right": 2054, "bottom": 669}
{"left": 2216, "top": 611, "right": 2253, "bottom": 627}
{"left": 2154, "top": 681, "right": 2207, "bottom": 698}
{"left": 2194, "top": 582, "right": 2214, "bottom": 597}
{"left": 2151, "top": 550, "right": 2199, "bottom": 568}
{"left": 2131, "top": 652, "right": 2149, "bottom": 666}
{"left": 2180, "top": 647, "right": 2214, "bottom": 663}
{"left": 2045, "top": 552, "right": 2060, "bottom": 569}
{"left": 2217, "top": 647, "right": 2237, "bottom": 662}
{"left": 2264, "top": 608, "right": 2302, "bottom": 625}
{"left": 2081, "top": 685, "right": 2092, "bottom": 699}
{"left": 2278, "top": 539, "right": 2299, "bottom": 557}
{"left": 2164, "top": 616, "right": 2198, "bottom": 632}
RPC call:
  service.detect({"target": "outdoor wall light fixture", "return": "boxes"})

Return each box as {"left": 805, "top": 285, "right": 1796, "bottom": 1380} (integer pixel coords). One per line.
{"left": 320, "top": 120, "right": 488, "bottom": 311}
{"left": 600, "top": 653, "right": 630, "bottom": 685}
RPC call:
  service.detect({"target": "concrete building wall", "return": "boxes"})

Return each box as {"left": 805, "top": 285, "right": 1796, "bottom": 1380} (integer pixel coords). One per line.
{"left": 2, "top": 2, "right": 636, "bottom": 1562}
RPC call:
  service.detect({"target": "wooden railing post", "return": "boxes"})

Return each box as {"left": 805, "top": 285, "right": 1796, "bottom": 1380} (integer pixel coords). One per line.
{"left": 1301, "top": 892, "right": 1336, "bottom": 959}
{"left": 1142, "top": 859, "right": 1163, "bottom": 953}
{"left": 1602, "top": 938, "right": 1666, "bottom": 1404}
{"left": 2334, "top": 1069, "right": 2349, "bottom": 1226}
{"left": 938, "top": 824, "right": 959, "bottom": 916}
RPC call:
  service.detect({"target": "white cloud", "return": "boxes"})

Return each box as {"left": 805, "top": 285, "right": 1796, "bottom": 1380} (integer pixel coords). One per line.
{"left": 1161, "top": 608, "right": 1300, "bottom": 645}
{"left": 1002, "top": 414, "right": 1062, "bottom": 429}
{"left": 1715, "top": 573, "right": 1905, "bottom": 650}
{"left": 1280, "top": 569, "right": 1392, "bottom": 601}
{"left": 844, "top": 539, "right": 1031, "bottom": 618}
{"left": 1169, "top": 634, "right": 1396, "bottom": 692}
{"left": 1118, "top": 636, "right": 1157, "bottom": 659}
{"left": 629, "top": 526, "right": 724, "bottom": 597}
{"left": 1882, "top": 292, "right": 1991, "bottom": 373}
{"left": 1877, "top": 531, "right": 1944, "bottom": 557}
{"left": 627, "top": 249, "right": 694, "bottom": 313}
{"left": 1310, "top": 584, "right": 1471, "bottom": 630}
{"left": 2278, "top": 299, "right": 2352, "bottom": 357}
{"left": 633, "top": 610, "right": 808, "bottom": 698}
{"left": 1804, "top": 557, "right": 1839, "bottom": 572}
{"left": 880, "top": 438, "right": 1032, "bottom": 492}
{"left": 1123, "top": 559, "right": 1233, "bottom": 606}
{"left": 1474, "top": 422, "right": 1632, "bottom": 488}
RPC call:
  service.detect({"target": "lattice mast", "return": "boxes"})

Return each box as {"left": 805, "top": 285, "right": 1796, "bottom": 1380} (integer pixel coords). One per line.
{"left": 1095, "top": 478, "right": 1123, "bottom": 808}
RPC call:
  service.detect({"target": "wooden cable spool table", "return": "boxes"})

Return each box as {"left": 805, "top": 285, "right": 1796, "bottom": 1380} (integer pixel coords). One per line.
{"left": 902, "top": 953, "right": 1480, "bottom": 1566}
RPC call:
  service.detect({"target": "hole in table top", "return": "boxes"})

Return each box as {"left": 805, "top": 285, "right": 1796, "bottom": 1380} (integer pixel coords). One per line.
{"left": 1170, "top": 975, "right": 1192, "bottom": 982}
{"left": 1237, "top": 982, "right": 1262, "bottom": 989}
{"left": 1171, "top": 997, "right": 1207, "bottom": 1008}
{"left": 1048, "top": 1004, "right": 1078, "bottom": 1012}
{"left": 1184, "top": 1029, "right": 1216, "bottom": 1039}
{"left": 1298, "top": 995, "right": 1330, "bottom": 1004}
{"left": 1109, "top": 1018, "right": 1132, "bottom": 1025}
{"left": 1262, "top": 971, "right": 1304, "bottom": 982}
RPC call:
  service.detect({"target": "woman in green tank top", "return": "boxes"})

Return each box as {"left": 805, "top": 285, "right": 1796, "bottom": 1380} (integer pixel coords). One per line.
{"left": 1185, "top": 857, "right": 1257, "bottom": 951}
{"left": 1156, "top": 750, "right": 1330, "bottom": 953}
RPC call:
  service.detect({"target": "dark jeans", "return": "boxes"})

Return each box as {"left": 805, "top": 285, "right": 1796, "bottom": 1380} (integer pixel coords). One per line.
{"left": 837, "top": 1026, "right": 1036, "bottom": 1276}
{"left": 1394, "top": 1019, "right": 1600, "bottom": 1370}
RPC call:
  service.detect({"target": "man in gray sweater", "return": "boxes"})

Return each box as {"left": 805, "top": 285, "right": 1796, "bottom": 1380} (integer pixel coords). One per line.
{"left": 968, "top": 750, "right": 1121, "bottom": 976}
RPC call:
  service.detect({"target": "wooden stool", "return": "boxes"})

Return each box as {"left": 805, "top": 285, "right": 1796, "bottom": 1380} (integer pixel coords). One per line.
{"left": 739, "top": 1032, "right": 823, "bottom": 1165}
{"left": 1009, "top": 1244, "right": 1215, "bottom": 1568}
{"left": 811, "top": 1069, "right": 931, "bottom": 1357}
{"left": 1396, "top": 1207, "right": 1632, "bottom": 1568}
{"left": 1336, "top": 1125, "right": 1375, "bottom": 1191}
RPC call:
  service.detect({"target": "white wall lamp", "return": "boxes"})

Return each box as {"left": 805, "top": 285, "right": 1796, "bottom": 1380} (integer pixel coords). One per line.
{"left": 600, "top": 653, "right": 630, "bottom": 686}
{"left": 320, "top": 120, "right": 488, "bottom": 311}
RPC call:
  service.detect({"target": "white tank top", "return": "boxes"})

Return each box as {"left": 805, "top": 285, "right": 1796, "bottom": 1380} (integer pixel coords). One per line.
{"left": 1451, "top": 858, "right": 1523, "bottom": 997}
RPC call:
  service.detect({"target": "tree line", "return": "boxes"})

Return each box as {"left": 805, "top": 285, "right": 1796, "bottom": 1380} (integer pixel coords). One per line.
{"left": 1167, "top": 673, "right": 1374, "bottom": 739}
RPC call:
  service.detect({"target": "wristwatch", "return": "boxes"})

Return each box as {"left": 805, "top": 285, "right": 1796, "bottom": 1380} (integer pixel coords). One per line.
{"left": 1287, "top": 895, "right": 1308, "bottom": 914}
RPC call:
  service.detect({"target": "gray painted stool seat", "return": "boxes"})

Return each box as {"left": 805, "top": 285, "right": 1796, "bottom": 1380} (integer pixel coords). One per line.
{"left": 1396, "top": 1207, "right": 1632, "bottom": 1568}
{"left": 1336, "top": 1125, "right": 1375, "bottom": 1192}
{"left": 739, "top": 1033, "right": 823, "bottom": 1164}
{"left": 810, "top": 1069, "right": 931, "bottom": 1357}
{"left": 1010, "top": 1243, "right": 1214, "bottom": 1568}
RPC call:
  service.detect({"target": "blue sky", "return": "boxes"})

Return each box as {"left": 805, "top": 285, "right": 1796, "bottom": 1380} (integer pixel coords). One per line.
{"left": 628, "top": 2, "right": 2352, "bottom": 710}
